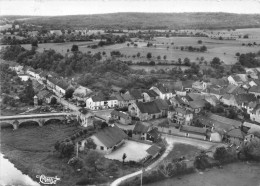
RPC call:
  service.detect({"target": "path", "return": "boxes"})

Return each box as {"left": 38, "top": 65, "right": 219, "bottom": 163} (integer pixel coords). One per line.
{"left": 110, "top": 135, "right": 222, "bottom": 186}
{"left": 110, "top": 138, "right": 175, "bottom": 186}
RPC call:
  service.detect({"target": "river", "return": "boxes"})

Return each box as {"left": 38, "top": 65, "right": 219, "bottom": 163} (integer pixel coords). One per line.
{"left": 0, "top": 153, "right": 40, "bottom": 186}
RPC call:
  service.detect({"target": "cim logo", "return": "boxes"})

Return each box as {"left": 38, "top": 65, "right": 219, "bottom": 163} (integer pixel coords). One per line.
{"left": 36, "top": 174, "right": 60, "bottom": 185}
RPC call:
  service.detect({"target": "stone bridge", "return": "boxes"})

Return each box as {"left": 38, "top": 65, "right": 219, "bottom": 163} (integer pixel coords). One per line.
{"left": 0, "top": 112, "right": 75, "bottom": 130}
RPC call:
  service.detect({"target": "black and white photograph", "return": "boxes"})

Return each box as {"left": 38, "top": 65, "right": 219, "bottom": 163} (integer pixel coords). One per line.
{"left": 0, "top": 0, "right": 260, "bottom": 186}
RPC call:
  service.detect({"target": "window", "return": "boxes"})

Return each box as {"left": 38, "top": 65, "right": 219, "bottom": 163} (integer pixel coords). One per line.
{"left": 100, "top": 146, "right": 104, "bottom": 150}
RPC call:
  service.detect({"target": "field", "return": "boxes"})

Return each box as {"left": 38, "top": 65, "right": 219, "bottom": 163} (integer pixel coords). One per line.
{"left": 105, "top": 140, "right": 151, "bottom": 162}
{"left": 21, "top": 28, "right": 260, "bottom": 65}
{"left": 0, "top": 123, "right": 141, "bottom": 186}
{"left": 146, "top": 162, "right": 260, "bottom": 186}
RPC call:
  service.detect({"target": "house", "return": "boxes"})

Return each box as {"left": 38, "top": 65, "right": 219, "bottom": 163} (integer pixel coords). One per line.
{"left": 235, "top": 93, "right": 257, "bottom": 109}
{"left": 9, "top": 65, "right": 24, "bottom": 74}
{"left": 150, "top": 84, "right": 173, "bottom": 100}
{"left": 201, "top": 85, "right": 226, "bottom": 100}
{"left": 227, "top": 74, "right": 248, "bottom": 86}
{"left": 170, "top": 95, "right": 191, "bottom": 108}
{"left": 168, "top": 106, "right": 193, "bottom": 126}
{"left": 224, "top": 84, "right": 247, "bottom": 95}
{"left": 128, "top": 99, "right": 168, "bottom": 121}
{"left": 173, "top": 80, "right": 194, "bottom": 95}
{"left": 55, "top": 79, "right": 71, "bottom": 96}
{"left": 179, "top": 125, "right": 207, "bottom": 140}
{"left": 50, "top": 30, "right": 63, "bottom": 36}
{"left": 226, "top": 128, "right": 246, "bottom": 146}
{"left": 46, "top": 76, "right": 58, "bottom": 90}
{"left": 188, "top": 99, "right": 207, "bottom": 113}
{"left": 142, "top": 89, "right": 159, "bottom": 102}
{"left": 204, "top": 95, "right": 219, "bottom": 106}
{"left": 192, "top": 81, "right": 207, "bottom": 92}
{"left": 249, "top": 104, "right": 260, "bottom": 123}
{"left": 249, "top": 86, "right": 260, "bottom": 98}
{"left": 132, "top": 121, "right": 150, "bottom": 140}
{"left": 36, "top": 90, "right": 54, "bottom": 104}
{"left": 77, "top": 110, "right": 95, "bottom": 127}
{"left": 83, "top": 125, "right": 127, "bottom": 154}
{"left": 110, "top": 110, "right": 132, "bottom": 125}
{"left": 146, "top": 145, "right": 162, "bottom": 159}
{"left": 203, "top": 113, "right": 243, "bottom": 132}
{"left": 208, "top": 78, "right": 229, "bottom": 88}
{"left": 128, "top": 89, "right": 143, "bottom": 102}
{"left": 86, "top": 93, "right": 118, "bottom": 110}
{"left": 220, "top": 94, "right": 238, "bottom": 107}
{"left": 73, "top": 86, "right": 93, "bottom": 102}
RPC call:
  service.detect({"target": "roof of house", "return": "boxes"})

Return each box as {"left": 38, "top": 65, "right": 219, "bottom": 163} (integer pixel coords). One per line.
{"left": 135, "top": 101, "right": 161, "bottom": 114}
{"left": 148, "top": 128, "right": 160, "bottom": 139}
{"left": 56, "top": 79, "right": 70, "bottom": 90}
{"left": 226, "top": 128, "right": 246, "bottom": 139}
{"left": 175, "top": 107, "right": 190, "bottom": 115}
{"left": 180, "top": 125, "right": 207, "bottom": 135}
{"left": 249, "top": 86, "right": 260, "bottom": 93}
{"left": 221, "top": 93, "right": 234, "bottom": 101}
{"left": 225, "top": 84, "right": 246, "bottom": 95}
{"left": 111, "top": 110, "right": 130, "bottom": 120}
{"left": 182, "top": 80, "right": 194, "bottom": 89}
{"left": 252, "top": 104, "right": 260, "bottom": 114}
{"left": 92, "top": 125, "right": 127, "bottom": 148}
{"left": 146, "top": 145, "right": 161, "bottom": 156}
{"left": 73, "top": 86, "right": 93, "bottom": 98}
{"left": 187, "top": 93, "right": 205, "bottom": 101}
{"left": 133, "top": 122, "right": 150, "bottom": 133}
{"left": 231, "top": 75, "right": 244, "bottom": 83}
{"left": 121, "top": 92, "right": 134, "bottom": 101}
{"left": 189, "top": 99, "right": 207, "bottom": 109}
{"left": 129, "top": 89, "right": 143, "bottom": 100}
{"left": 234, "top": 93, "right": 257, "bottom": 105}
{"left": 37, "top": 90, "right": 53, "bottom": 99}
{"left": 206, "top": 113, "right": 242, "bottom": 131}
{"left": 155, "top": 83, "right": 171, "bottom": 94}
{"left": 154, "top": 99, "right": 169, "bottom": 110}
{"left": 143, "top": 89, "right": 159, "bottom": 97}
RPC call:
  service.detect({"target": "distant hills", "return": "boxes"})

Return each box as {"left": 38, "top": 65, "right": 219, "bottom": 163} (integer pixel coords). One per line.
{"left": 3, "top": 12, "right": 260, "bottom": 30}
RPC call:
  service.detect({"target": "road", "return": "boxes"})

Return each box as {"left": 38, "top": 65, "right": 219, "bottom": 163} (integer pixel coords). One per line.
{"left": 110, "top": 135, "right": 224, "bottom": 186}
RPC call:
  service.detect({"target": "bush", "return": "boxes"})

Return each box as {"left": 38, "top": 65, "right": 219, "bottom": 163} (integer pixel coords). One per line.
{"left": 213, "top": 146, "right": 237, "bottom": 164}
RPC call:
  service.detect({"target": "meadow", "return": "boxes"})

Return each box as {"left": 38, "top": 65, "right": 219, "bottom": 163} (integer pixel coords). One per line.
{"left": 21, "top": 28, "right": 260, "bottom": 65}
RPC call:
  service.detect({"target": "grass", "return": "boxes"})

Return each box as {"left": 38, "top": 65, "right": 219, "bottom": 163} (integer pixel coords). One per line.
{"left": 0, "top": 122, "right": 141, "bottom": 186}
{"left": 166, "top": 143, "right": 202, "bottom": 161}
{"left": 22, "top": 31, "right": 260, "bottom": 65}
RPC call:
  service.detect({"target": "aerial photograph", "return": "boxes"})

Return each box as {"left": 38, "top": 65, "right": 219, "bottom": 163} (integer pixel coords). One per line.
{"left": 0, "top": 0, "right": 260, "bottom": 185}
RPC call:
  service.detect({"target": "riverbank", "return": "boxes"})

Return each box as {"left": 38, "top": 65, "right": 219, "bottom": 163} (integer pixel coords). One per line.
{"left": 146, "top": 161, "right": 260, "bottom": 186}
{"left": 0, "top": 123, "right": 83, "bottom": 186}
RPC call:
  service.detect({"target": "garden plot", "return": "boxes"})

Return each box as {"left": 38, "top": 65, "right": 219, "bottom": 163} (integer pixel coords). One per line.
{"left": 105, "top": 140, "right": 151, "bottom": 162}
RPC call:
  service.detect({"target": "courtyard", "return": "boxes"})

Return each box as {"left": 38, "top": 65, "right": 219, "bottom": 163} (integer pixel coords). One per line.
{"left": 105, "top": 140, "right": 152, "bottom": 162}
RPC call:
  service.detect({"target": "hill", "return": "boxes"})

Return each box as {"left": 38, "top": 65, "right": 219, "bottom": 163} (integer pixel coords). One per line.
{"left": 8, "top": 12, "right": 260, "bottom": 30}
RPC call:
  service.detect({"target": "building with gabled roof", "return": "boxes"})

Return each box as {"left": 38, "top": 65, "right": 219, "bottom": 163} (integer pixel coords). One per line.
{"left": 73, "top": 86, "right": 93, "bottom": 101}
{"left": 110, "top": 110, "right": 132, "bottom": 125}
{"left": 86, "top": 92, "right": 118, "bottom": 110}
{"left": 226, "top": 128, "right": 246, "bottom": 146}
{"left": 168, "top": 106, "right": 193, "bottom": 126}
{"left": 249, "top": 86, "right": 260, "bottom": 98}
{"left": 128, "top": 99, "right": 169, "bottom": 121}
{"left": 84, "top": 125, "right": 127, "bottom": 154}
{"left": 146, "top": 144, "right": 162, "bottom": 158}
{"left": 150, "top": 83, "right": 173, "bottom": 100}
{"left": 179, "top": 125, "right": 207, "bottom": 140}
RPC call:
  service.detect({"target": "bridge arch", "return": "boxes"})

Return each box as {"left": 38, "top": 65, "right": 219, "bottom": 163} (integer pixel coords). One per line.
{"left": 19, "top": 120, "right": 41, "bottom": 128}
{"left": 0, "top": 122, "right": 14, "bottom": 129}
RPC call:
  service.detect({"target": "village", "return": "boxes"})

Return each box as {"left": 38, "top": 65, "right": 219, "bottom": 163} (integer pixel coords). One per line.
{"left": 6, "top": 61, "right": 260, "bottom": 165}
{"left": 1, "top": 12, "right": 260, "bottom": 186}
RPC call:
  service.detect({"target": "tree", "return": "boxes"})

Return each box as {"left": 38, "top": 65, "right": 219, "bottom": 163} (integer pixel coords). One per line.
{"left": 84, "top": 151, "right": 102, "bottom": 171}
{"left": 31, "top": 39, "right": 38, "bottom": 47}
{"left": 65, "top": 88, "right": 74, "bottom": 99}
{"left": 163, "top": 55, "right": 167, "bottom": 60}
{"left": 183, "top": 57, "right": 191, "bottom": 66}
{"left": 157, "top": 55, "right": 161, "bottom": 60}
{"left": 147, "top": 52, "right": 152, "bottom": 59}
{"left": 178, "top": 58, "right": 182, "bottom": 65}
{"left": 149, "top": 61, "right": 155, "bottom": 66}
{"left": 85, "top": 138, "right": 97, "bottom": 150}
{"left": 210, "top": 57, "right": 221, "bottom": 67}
{"left": 198, "top": 40, "right": 202, "bottom": 44}
{"left": 235, "top": 52, "right": 240, "bottom": 57}
{"left": 122, "top": 153, "right": 127, "bottom": 164}
{"left": 55, "top": 141, "right": 75, "bottom": 158}
{"left": 19, "top": 78, "right": 35, "bottom": 104}
{"left": 71, "top": 45, "right": 79, "bottom": 52}
{"left": 137, "top": 52, "right": 141, "bottom": 58}
{"left": 50, "top": 97, "right": 57, "bottom": 105}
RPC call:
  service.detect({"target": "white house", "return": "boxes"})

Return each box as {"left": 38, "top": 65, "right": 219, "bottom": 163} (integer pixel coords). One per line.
{"left": 81, "top": 125, "right": 127, "bottom": 154}
{"left": 150, "top": 84, "right": 173, "bottom": 100}
{"left": 250, "top": 104, "right": 260, "bottom": 123}
{"left": 86, "top": 93, "right": 118, "bottom": 110}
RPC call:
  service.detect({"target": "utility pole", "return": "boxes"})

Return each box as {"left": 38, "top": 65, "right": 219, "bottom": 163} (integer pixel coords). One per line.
{"left": 76, "top": 142, "right": 78, "bottom": 158}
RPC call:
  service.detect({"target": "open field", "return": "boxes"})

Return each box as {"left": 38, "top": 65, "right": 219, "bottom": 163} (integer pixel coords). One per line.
{"left": 22, "top": 32, "right": 260, "bottom": 65}
{"left": 146, "top": 161, "right": 260, "bottom": 186}
{"left": 105, "top": 140, "right": 151, "bottom": 162}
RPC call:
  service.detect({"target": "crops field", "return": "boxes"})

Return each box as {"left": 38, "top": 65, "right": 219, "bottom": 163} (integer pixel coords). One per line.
{"left": 21, "top": 28, "right": 260, "bottom": 65}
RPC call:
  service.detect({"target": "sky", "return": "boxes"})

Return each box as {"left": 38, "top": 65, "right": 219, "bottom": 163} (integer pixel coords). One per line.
{"left": 1, "top": 0, "right": 260, "bottom": 16}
